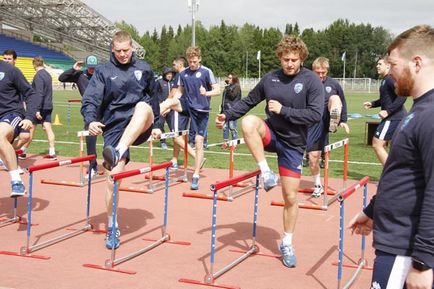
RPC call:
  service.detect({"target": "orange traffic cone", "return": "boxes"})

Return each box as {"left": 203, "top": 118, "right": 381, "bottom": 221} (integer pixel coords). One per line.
{"left": 52, "top": 114, "right": 63, "bottom": 126}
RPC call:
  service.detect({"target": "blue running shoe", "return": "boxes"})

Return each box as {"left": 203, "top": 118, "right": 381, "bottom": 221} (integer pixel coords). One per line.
{"left": 190, "top": 176, "right": 199, "bottom": 190}
{"left": 171, "top": 162, "right": 178, "bottom": 170}
{"left": 102, "top": 146, "right": 120, "bottom": 171}
{"left": 262, "top": 170, "right": 278, "bottom": 192}
{"left": 10, "top": 180, "right": 26, "bottom": 198}
{"left": 278, "top": 242, "right": 297, "bottom": 268}
{"left": 105, "top": 226, "right": 120, "bottom": 249}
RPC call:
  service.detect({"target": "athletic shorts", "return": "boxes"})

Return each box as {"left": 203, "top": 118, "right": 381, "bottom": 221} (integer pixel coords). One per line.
{"left": 374, "top": 119, "right": 401, "bottom": 141}
{"left": 188, "top": 109, "right": 209, "bottom": 137}
{"left": 166, "top": 110, "right": 189, "bottom": 132}
{"left": 370, "top": 250, "right": 424, "bottom": 289}
{"left": 103, "top": 126, "right": 153, "bottom": 164}
{"left": 0, "top": 112, "right": 28, "bottom": 140}
{"left": 262, "top": 120, "right": 303, "bottom": 178}
{"left": 35, "top": 109, "right": 53, "bottom": 124}
{"left": 306, "top": 121, "right": 328, "bottom": 152}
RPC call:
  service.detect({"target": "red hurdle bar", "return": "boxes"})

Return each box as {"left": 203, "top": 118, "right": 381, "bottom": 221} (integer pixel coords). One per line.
{"left": 0, "top": 155, "right": 97, "bottom": 260}
{"left": 83, "top": 160, "right": 190, "bottom": 274}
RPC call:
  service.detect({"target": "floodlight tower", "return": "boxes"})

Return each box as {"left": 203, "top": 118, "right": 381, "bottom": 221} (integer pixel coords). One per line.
{"left": 187, "top": 0, "right": 200, "bottom": 46}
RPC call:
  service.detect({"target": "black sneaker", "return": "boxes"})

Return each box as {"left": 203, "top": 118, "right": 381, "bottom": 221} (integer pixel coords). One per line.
{"left": 102, "top": 146, "right": 120, "bottom": 171}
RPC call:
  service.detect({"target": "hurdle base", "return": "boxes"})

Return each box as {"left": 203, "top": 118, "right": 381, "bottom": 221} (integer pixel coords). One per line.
{"left": 298, "top": 188, "right": 336, "bottom": 195}
{"left": 0, "top": 250, "right": 50, "bottom": 260}
{"left": 179, "top": 278, "right": 240, "bottom": 289}
{"left": 82, "top": 263, "right": 137, "bottom": 275}
{"left": 41, "top": 179, "right": 85, "bottom": 187}
{"left": 142, "top": 238, "right": 191, "bottom": 246}
{"left": 0, "top": 216, "right": 38, "bottom": 227}
{"left": 229, "top": 248, "right": 281, "bottom": 258}
{"left": 183, "top": 192, "right": 233, "bottom": 202}
{"left": 66, "top": 227, "right": 107, "bottom": 234}
{"left": 331, "top": 261, "right": 373, "bottom": 270}
{"left": 119, "top": 186, "right": 153, "bottom": 194}
{"left": 271, "top": 200, "right": 328, "bottom": 210}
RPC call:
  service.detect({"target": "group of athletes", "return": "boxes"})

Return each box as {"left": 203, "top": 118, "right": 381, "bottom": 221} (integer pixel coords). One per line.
{"left": 1, "top": 24, "right": 433, "bottom": 289}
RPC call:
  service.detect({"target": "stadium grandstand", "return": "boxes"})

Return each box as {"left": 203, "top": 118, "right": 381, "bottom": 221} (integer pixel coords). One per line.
{"left": 0, "top": 0, "right": 145, "bottom": 84}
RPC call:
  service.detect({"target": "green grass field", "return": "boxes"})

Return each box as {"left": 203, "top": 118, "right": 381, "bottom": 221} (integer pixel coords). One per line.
{"left": 28, "top": 89, "right": 412, "bottom": 182}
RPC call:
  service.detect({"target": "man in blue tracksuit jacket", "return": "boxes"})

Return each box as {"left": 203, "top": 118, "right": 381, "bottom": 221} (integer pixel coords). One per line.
{"left": 363, "top": 57, "right": 407, "bottom": 166}
{"left": 81, "top": 31, "right": 161, "bottom": 250}
{"left": 349, "top": 25, "right": 434, "bottom": 289}
{"left": 216, "top": 35, "right": 324, "bottom": 268}
{"left": 0, "top": 60, "right": 37, "bottom": 197}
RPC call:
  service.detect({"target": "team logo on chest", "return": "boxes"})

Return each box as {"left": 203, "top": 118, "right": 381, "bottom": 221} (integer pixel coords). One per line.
{"left": 134, "top": 70, "right": 142, "bottom": 81}
{"left": 294, "top": 83, "right": 303, "bottom": 94}
{"left": 326, "top": 86, "right": 332, "bottom": 93}
{"left": 0, "top": 72, "right": 4, "bottom": 81}
{"left": 400, "top": 112, "right": 415, "bottom": 130}
{"left": 195, "top": 71, "right": 202, "bottom": 78}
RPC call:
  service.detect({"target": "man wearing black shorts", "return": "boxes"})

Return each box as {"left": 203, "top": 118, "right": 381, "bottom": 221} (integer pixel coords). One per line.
{"left": 81, "top": 31, "right": 161, "bottom": 249}
{"left": 363, "top": 57, "right": 407, "bottom": 166}
{"left": 0, "top": 59, "right": 36, "bottom": 197}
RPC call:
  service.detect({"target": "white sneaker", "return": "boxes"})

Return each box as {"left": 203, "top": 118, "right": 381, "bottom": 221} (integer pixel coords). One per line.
{"left": 85, "top": 168, "right": 98, "bottom": 180}
{"left": 311, "top": 185, "right": 323, "bottom": 198}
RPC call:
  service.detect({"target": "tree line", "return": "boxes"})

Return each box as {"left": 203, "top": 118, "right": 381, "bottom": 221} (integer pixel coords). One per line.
{"left": 116, "top": 18, "right": 393, "bottom": 79}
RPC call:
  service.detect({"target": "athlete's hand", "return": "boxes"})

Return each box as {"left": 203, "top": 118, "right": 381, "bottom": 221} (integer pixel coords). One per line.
{"left": 19, "top": 119, "right": 33, "bottom": 130}
{"left": 88, "top": 121, "right": 105, "bottom": 136}
{"left": 363, "top": 101, "right": 372, "bottom": 109}
{"left": 35, "top": 111, "right": 42, "bottom": 120}
{"left": 378, "top": 110, "right": 389, "bottom": 119}
{"left": 73, "top": 61, "right": 84, "bottom": 71}
{"left": 406, "top": 267, "right": 433, "bottom": 289}
{"left": 340, "top": 122, "right": 350, "bottom": 134}
{"left": 199, "top": 85, "right": 207, "bottom": 96}
{"left": 215, "top": 114, "right": 226, "bottom": 129}
{"left": 348, "top": 211, "right": 373, "bottom": 236}
{"left": 268, "top": 100, "right": 282, "bottom": 114}
{"left": 151, "top": 128, "right": 162, "bottom": 140}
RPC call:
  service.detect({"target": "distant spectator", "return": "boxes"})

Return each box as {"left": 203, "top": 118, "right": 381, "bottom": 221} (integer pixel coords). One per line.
{"left": 220, "top": 72, "right": 241, "bottom": 150}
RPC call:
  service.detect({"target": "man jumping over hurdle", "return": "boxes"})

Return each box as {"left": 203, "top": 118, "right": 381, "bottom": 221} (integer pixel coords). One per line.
{"left": 306, "top": 57, "right": 349, "bottom": 198}
{"left": 81, "top": 31, "right": 161, "bottom": 249}
{"left": 216, "top": 35, "right": 324, "bottom": 268}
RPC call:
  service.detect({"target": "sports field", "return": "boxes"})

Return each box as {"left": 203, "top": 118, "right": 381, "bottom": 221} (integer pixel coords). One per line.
{"left": 28, "top": 89, "right": 411, "bottom": 182}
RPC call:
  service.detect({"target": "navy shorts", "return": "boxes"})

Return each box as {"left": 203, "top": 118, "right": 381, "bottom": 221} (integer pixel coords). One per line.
{"left": 306, "top": 121, "right": 328, "bottom": 152}
{"left": 0, "top": 112, "right": 27, "bottom": 140}
{"left": 374, "top": 119, "right": 401, "bottom": 141}
{"left": 166, "top": 110, "right": 190, "bottom": 132}
{"left": 103, "top": 126, "right": 153, "bottom": 163}
{"left": 35, "top": 109, "right": 53, "bottom": 124}
{"left": 262, "top": 120, "right": 303, "bottom": 178}
{"left": 370, "top": 250, "right": 430, "bottom": 289}
{"left": 188, "top": 109, "right": 209, "bottom": 137}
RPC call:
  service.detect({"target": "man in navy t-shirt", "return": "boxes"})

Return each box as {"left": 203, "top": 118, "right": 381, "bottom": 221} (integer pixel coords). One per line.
{"left": 216, "top": 35, "right": 324, "bottom": 268}
{"left": 349, "top": 25, "right": 434, "bottom": 289}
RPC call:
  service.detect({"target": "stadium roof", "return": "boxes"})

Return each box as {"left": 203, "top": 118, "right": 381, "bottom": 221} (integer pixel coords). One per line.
{"left": 0, "top": 0, "right": 145, "bottom": 61}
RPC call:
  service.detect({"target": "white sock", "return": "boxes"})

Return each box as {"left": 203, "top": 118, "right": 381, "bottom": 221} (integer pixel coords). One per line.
{"left": 9, "top": 170, "right": 22, "bottom": 182}
{"left": 49, "top": 147, "right": 56, "bottom": 155}
{"left": 282, "top": 232, "right": 293, "bottom": 246}
{"left": 193, "top": 173, "right": 200, "bottom": 179}
{"left": 115, "top": 143, "right": 128, "bottom": 158}
{"left": 313, "top": 174, "right": 321, "bottom": 186}
{"left": 21, "top": 146, "right": 27, "bottom": 153}
{"left": 107, "top": 215, "right": 118, "bottom": 228}
{"left": 258, "top": 160, "right": 270, "bottom": 174}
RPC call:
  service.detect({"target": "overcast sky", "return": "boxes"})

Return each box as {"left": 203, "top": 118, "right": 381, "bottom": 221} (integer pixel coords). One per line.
{"left": 82, "top": 0, "right": 434, "bottom": 36}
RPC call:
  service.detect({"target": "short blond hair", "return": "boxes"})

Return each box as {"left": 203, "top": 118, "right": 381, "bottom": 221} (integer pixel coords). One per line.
{"left": 112, "top": 30, "right": 132, "bottom": 46}
{"left": 312, "top": 57, "right": 330, "bottom": 70}
{"left": 275, "top": 35, "right": 309, "bottom": 62}
{"left": 32, "top": 56, "right": 44, "bottom": 67}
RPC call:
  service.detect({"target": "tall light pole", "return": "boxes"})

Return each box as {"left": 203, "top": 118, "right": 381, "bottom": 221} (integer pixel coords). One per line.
{"left": 187, "top": 0, "right": 200, "bottom": 46}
